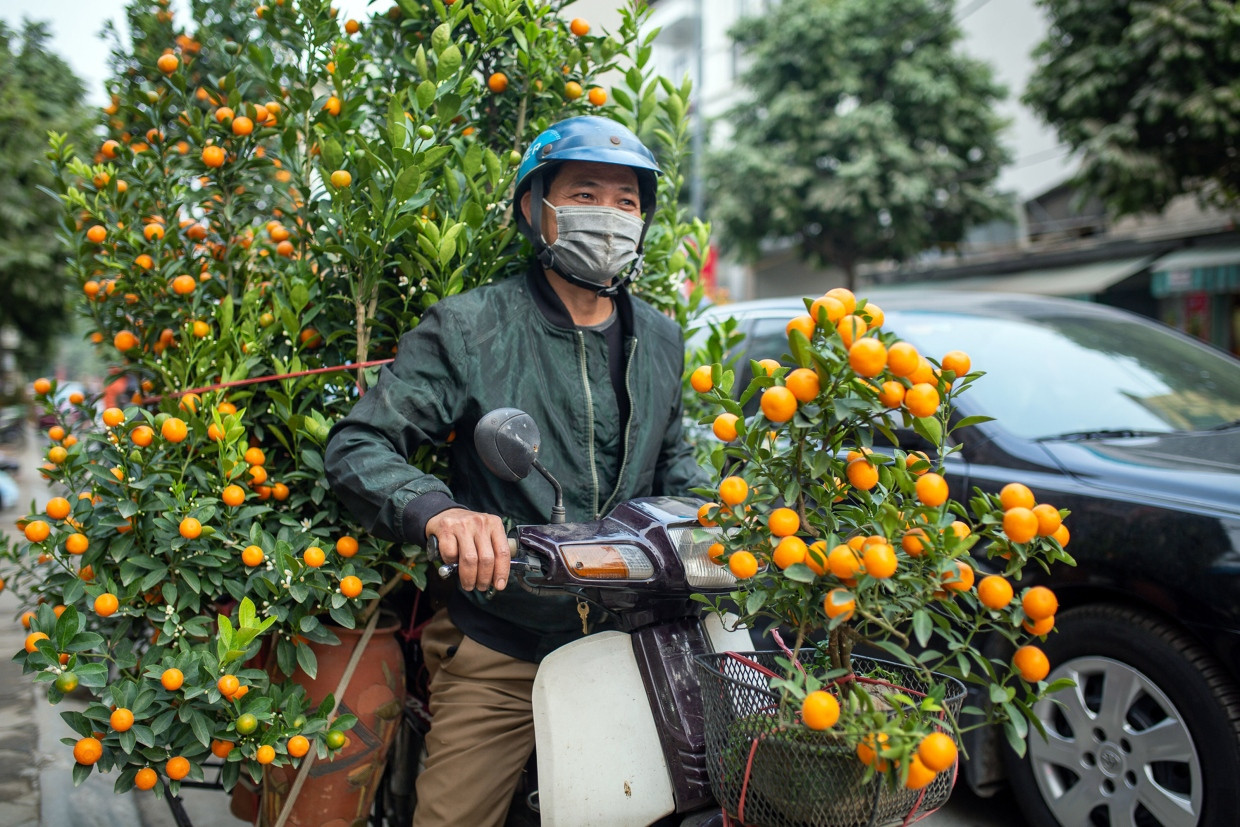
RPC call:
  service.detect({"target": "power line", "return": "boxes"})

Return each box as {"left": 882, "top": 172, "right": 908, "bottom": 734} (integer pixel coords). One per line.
{"left": 954, "top": 0, "right": 994, "bottom": 24}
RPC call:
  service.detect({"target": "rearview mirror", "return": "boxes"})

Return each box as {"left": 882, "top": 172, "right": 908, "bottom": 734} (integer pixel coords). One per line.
{"left": 474, "top": 408, "right": 541, "bottom": 482}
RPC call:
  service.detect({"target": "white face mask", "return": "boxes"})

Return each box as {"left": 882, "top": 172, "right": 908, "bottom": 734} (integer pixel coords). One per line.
{"left": 541, "top": 201, "right": 645, "bottom": 287}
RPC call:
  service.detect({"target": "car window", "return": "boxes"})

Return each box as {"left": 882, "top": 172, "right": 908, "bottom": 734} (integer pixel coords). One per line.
{"left": 734, "top": 317, "right": 796, "bottom": 416}
{"left": 892, "top": 311, "right": 1240, "bottom": 440}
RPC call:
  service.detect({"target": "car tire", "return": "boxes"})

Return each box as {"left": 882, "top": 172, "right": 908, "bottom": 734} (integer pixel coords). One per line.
{"left": 1004, "top": 604, "right": 1240, "bottom": 827}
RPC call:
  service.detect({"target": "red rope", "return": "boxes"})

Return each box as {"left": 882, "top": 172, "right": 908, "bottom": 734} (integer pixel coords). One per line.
{"left": 137, "top": 357, "right": 396, "bottom": 405}
{"left": 724, "top": 651, "right": 781, "bottom": 680}
{"left": 737, "top": 734, "right": 761, "bottom": 825}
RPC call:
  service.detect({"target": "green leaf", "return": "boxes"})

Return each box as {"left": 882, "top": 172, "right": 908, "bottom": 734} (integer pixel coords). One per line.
{"left": 394, "top": 166, "right": 423, "bottom": 203}
{"left": 290, "top": 282, "right": 310, "bottom": 315}
{"left": 119, "top": 730, "right": 136, "bottom": 754}
{"left": 64, "top": 632, "right": 104, "bottom": 653}
{"left": 436, "top": 45, "right": 462, "bottom": 81}
{"left": 913, "top": 415, "right": 943, "bottom": 445}
{"left": 219, "top": 293, "right": 234, "bottom": 333}
{"left": 329, "top": 604, "right": 356, "bottom": 628}
{"left": 321, "top": 137, "right": 344, "bottom": 174}
{"left": 387, "top": 97, "right": 407, "bottom": 151}
{"left": 954, "top": 415, "right": 994, "bottom": 430}
{"left": 744, "top": 590, "right": 766, "bottom": 615}
{"left": 295, "top": 642, "right": 318, "bottom": 679}
{"left": 276, "top": 639, "right": 296, "bottom": 677}
{"left": 416, "top": 80, "right": 436, "bottom": 111}
{"left": 238, "top": 597, "right": 256, "bottom": 628}
{"left": 463, "top": 142, "right": 483, "bottom": 178}
{"left": 782, "top": 563, "right": 817, "bottom": 583}
{"left": 788, "top": 328, "right": 812, "bottom": 367}
{"left": 190, "top": 712, "right": 211, "bottom": 748}
{"left": 217, "top": 614, "right": 235, "bottom": 664}
{"left": 1003, "top": 719, "right": 1028, "bottom": 757}
{"left": 74, "top": 663, "right": 108, "bottom": 687}
{"left": 431, "top": 22, "right": 452, "bottom": 54}
{"left": 434, "top": 94, "right": 460, "bottom": 124}
{"left": 1003, "top": 701, "right": 1030, "bottom": 739}
{"left": 62, "top": 578, "right": 84, "bottom": 605}
{"left": 61, "top": 710, "right": 92, "bottom": 737}
{"left": 54, "top": 605, "right": 80, "bottom": 651}
{"left": 912, "top": 610, "right": 932, "bottom": 648}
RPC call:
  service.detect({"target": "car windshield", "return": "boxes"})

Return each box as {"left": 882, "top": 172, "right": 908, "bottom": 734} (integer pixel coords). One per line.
{"left": 892, "top": 309, "right": 1240, "bottom": 440}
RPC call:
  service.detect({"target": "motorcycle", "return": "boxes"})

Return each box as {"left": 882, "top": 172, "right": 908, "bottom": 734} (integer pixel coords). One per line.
{"left": 377, "top": 407, "right": 752, "bottom": 827}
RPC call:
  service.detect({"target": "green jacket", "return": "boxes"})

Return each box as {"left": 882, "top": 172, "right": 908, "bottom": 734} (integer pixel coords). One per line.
{"left": 325, "top": 265, "right": 706, "bottom": 661}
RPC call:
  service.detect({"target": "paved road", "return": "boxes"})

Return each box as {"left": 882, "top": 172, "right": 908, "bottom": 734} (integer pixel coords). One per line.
{"left": 0, "top": 426, "right": 1023, "bottom": 826}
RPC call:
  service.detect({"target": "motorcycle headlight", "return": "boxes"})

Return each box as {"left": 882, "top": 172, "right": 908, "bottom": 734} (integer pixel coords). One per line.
{"left": 669, "top": 524, "right": 738, "bottom": 590}
{"left": 561, "top": 543, "right": 655, "bottom": 581}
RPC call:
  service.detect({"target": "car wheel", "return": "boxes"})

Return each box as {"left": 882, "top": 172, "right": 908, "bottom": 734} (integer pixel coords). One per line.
{"left": 1004, "top": 604, "right": 1240, "bottom": 827}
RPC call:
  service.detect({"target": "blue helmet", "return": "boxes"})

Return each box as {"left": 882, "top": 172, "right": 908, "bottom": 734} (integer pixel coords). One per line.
{"left": 514, "top": 116, "right": 661, "bottom": 213}
{"left": 515, "top": 116, "right": 661, "bottom": 297}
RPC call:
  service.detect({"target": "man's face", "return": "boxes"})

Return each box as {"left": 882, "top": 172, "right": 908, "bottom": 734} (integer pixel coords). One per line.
{"left": 521, "top": 160, "right": 641, "bottom": 244}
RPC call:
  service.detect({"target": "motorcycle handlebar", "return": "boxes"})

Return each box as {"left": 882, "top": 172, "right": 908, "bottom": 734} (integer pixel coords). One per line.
{"left": 427, "top": 535, "right": 522, "bottom": 581}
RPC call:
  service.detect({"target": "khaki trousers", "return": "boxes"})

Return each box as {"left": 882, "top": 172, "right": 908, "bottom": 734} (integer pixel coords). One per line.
{"left": 413, "top": 609, "right": 539, "bottom": 827}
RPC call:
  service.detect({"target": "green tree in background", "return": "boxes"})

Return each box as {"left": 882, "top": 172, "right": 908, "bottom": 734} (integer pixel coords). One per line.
{"left": 0, "top": 21, "right": 93, "bottom": 372}
{"left": 707, "top": 0, "right": 1011, "bottom": 289}
{"left": 1024, "top": 0, "right": 1240, "bottom": 215}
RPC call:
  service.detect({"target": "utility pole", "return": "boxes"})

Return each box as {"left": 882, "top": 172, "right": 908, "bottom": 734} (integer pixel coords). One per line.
{"left": 690, "top": 0, "right": 705, "bottom": 220}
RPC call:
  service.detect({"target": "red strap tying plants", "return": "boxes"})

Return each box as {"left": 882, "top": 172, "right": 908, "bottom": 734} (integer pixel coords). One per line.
{"left": 136, "top": 357, "right": 396, "bottom": 405}
{"left": 724, "top": 651, "right": 781, "bottom": 680}
{"left": 737, "top": 734, "right": 762, "bottom": 824}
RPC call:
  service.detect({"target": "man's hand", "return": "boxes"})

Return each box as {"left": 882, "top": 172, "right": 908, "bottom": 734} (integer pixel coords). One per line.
{"left": 425, "top": 508, "right": 510, "bottom": 591}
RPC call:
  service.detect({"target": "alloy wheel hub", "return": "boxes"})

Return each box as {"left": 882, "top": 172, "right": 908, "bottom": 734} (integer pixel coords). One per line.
{"left": 1027, "top": 655, "right": 1202, "bottom": 826}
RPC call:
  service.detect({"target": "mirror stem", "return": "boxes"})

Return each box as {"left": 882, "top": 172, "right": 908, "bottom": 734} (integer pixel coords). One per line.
{"left": 531, "top": 459, "right": 566, "bottom": 524}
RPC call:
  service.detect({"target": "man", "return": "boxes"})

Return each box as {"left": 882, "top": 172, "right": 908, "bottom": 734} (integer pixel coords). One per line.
{"left": 324, "top": 115, "right": 706, "bottom": 826}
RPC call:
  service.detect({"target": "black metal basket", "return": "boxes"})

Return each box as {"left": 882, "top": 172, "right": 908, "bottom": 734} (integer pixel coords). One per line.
{"left": 695, "top": 651, "right": 965, "bottom": 827}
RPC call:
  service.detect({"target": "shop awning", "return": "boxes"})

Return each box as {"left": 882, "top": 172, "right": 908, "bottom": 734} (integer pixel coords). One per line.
{"left": 916, "top": 257, "right": 1154, "bottom": 297}
{"left": 1150, "top": 245, "right": 1240, "bottom": 297}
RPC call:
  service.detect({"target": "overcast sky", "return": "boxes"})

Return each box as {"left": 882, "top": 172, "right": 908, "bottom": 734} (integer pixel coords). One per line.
{"left": 2, "top": 0, "right": 1072, "bottom": 198}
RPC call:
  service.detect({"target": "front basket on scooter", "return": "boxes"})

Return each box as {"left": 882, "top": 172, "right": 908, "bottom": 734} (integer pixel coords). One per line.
{"left": 695, "top": 651, "right": 963, "bottom": 827}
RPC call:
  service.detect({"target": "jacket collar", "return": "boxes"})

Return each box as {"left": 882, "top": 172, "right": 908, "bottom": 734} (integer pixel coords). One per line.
{"left": 525, "top": 260, "right": 635, "bottom": 337}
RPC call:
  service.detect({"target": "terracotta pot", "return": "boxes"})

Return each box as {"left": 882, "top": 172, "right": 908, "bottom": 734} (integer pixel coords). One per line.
{"left": 254, "top": 613, "right": 406, "bottom": 827}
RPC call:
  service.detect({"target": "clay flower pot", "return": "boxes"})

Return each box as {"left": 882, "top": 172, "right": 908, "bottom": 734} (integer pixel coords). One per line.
{"left": 249, "top": 614, "right": 406, "bottom": 827}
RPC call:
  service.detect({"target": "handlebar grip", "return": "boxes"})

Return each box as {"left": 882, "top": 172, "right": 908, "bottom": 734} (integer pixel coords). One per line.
{"left": 427, "top": 535, "right": 527, "bottom": 581}
{"left": 426, "top": 535, "right": 457, "bottom": 580}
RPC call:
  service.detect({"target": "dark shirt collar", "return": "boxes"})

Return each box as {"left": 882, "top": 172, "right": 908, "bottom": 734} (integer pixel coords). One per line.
{"left": 525, "top": 260, "right": 634, "bottom": 337}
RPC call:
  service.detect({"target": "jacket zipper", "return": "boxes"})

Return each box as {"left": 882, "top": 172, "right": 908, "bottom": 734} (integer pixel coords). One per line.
{"left": 599, "top": 337, "right": 636, "bottom": 516}
{"left": 575, "top": 331, "right": 601, "bottom": 517}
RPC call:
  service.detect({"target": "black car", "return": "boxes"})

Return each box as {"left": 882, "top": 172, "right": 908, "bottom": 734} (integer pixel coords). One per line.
{"left": 692, "top": 291, "right": 1240, "bottom": 827}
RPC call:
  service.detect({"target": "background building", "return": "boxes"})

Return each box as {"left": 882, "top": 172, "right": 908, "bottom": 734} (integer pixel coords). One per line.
{"left": 573, "top": 0, "right": 1240, "bottom": 354}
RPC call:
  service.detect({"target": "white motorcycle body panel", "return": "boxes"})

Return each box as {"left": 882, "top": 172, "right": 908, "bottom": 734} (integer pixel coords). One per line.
{"left": 533, "top": 613, "right": 751, "bottom": 826}
{"left": 703, "top": 611, "right": 754, "bottom": 653}
{"left": 533, "top": 630, "right": 674, "bottom": 827}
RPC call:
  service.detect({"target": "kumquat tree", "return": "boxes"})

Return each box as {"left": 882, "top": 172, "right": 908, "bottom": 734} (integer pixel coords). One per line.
{"left": 2, "top": 0, "right": 709, "bottom": 810}
{"left": 690, "top": 288, "right": 1076, "bottom": 818}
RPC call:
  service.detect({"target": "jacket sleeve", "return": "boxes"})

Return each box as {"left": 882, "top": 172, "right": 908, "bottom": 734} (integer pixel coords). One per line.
{"left": 324, "top": 304, "right": 469, "bottom": 544}
{"left": 652, "top": 346, "right": 711, "bottom": 499}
